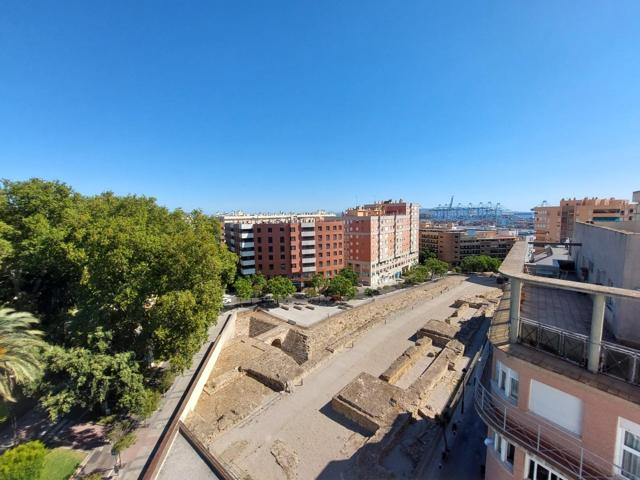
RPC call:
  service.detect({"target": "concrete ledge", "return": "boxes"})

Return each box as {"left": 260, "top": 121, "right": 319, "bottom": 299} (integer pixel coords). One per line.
{"left": 380, "top": 338, "right": 432, "bottom": 383}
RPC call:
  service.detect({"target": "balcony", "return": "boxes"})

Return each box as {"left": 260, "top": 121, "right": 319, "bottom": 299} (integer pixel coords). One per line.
{"left": 475, "top": 382, "right": 629, "bottom": 480}
{"left": 239, "top": 250, "right": 254, "bottom": 257}
{"left": 240, "top": 267, "right": 256, "bottom": 275}
{"left": 300, "top": 248, "right": 315, "bottom": 254}
{"left": 240, "top": 259, "right": 255, "bottom": 267}
{"left": 301, "top": 230, "right": 315, "bottom": 238}
{"left": 301, "top": 239, "right": 315, "bottom": 246}
{"left": 239, "top": 241, "right": 254, "bottom": 249}
{"left": 240, "top": 232, "right": 254, "bottom": 239}
{"left": 302, "top": 266, "right": 316, "bottom": 273}
{"left": 518, "top": 317, "right": 640, "bottom": 386}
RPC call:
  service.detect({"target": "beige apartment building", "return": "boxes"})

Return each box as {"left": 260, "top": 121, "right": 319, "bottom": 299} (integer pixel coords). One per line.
{"left": 534, "top": 197, "right": 637, "bottom": 243}
{"left": 419, "top": 225, "right": 516, "bottom": 265}
{"left": 344, "top": 200, "right": 419, "bottom": 286}
{"left": 477, "top": 240, "right": 640, "bottom": 480}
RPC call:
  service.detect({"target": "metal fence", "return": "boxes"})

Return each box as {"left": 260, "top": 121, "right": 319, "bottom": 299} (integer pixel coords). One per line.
{"left": 518, "top": 317, "right": 640, "bottom": 386}
{"left": 475, "top": 382, "right": 634, "bottom": 480}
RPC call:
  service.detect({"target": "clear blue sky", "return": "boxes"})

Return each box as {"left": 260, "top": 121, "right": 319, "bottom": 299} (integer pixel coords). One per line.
{"left": 1, "top": 1, "right": 639, "bottom": 213}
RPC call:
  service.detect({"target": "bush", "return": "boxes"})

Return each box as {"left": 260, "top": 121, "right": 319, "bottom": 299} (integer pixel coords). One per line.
{"left": 135, "top": 388, "right": 161, "bottom": 419}
{"left": 0, "top": 440, "right": 47, "bottom": 480}
{"left": 364, "top": 288, "right": 380, "bottom": 297}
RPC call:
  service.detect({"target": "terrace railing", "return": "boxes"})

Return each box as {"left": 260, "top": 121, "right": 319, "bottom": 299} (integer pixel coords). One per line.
{"left": 474, "top": 382, "right": 635, "bottom": 480}
{"left": 517, "top": 317, "right": 640, "bottom": 387}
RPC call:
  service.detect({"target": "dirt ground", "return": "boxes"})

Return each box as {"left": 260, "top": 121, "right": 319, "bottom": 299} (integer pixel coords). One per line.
{"left": 207, "top": 277, "right": 499, "bottom": 480}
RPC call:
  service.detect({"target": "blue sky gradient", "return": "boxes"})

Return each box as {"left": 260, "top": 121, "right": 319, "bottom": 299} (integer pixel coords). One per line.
{"left": 1, "top": 1, "right": 639, "bottom": 212}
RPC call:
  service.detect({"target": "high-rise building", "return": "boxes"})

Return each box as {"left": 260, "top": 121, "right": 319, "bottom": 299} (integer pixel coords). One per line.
{"left": 344, "top": 200, "right": 419, "bottom": 286}
{"left": 477, "top": 239, "right": 640, "bottom": 480}
{"left": 533, "top": 196, "right": 637, "bottom": 243}
{"left": 222, "top": 212, "right": 345, "bottom": 284}
{"left": 419, "top": 224, "right": 516, "bottom": 265}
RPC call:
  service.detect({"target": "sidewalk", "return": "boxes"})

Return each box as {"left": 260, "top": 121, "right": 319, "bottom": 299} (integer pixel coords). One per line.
{"left": 81, "top": 313, "right": 229, "bottom": 479}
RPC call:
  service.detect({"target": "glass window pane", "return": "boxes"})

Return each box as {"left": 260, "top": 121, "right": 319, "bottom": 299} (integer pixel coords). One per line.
{"left": 507, "top": 443, "right": 515, "bottom": 465}
{"left": 527, "top": 460, "right": 535, "bottom": 480}
{"left": 622, "top": 450, "right": 640, "bottom": 479}
{"left": 536, "top": 464, "right": 550, "bottom": 480}
{"left": 625, "top": 431, "right": 640, "bottom": 452}
{"left": 510, "top": 378, "right": 519, "bottom": 400}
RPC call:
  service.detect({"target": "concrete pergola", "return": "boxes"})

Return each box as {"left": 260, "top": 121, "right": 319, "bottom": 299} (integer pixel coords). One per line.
{"left": 499, "top": 241, "right": 640, "bottom": 373}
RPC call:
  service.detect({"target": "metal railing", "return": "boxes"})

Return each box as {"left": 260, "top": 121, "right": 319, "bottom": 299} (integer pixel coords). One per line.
{"left": 518, "top": 317, "right": 640, "bottom": 387}
{"left": 474, "top": 382, "right": 635, "bottom": 480}
{"left": 518, "top": 317, "right": 589, "bottom": 367}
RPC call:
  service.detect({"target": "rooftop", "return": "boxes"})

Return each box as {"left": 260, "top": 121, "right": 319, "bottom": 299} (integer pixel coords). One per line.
{"left": 577, "top": 220, "right": 640, "bottom": 234}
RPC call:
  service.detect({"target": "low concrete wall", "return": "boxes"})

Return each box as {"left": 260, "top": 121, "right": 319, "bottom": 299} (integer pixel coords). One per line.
{"left": 180, "top": 311, "right": 237, "bottom": 421}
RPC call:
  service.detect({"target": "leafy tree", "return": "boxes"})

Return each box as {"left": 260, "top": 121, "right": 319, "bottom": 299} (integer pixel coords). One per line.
{"left": 134, "top": 388, "right": 161, "bottom": 420}
{"left": 325, "top": 275, "right": 357, "bottom": 300}
{"left": 337, "top": 267, "right": 359, "bottom": 286}
{"left": 403, "top": 265, "right": 430, "bottom": 284}
{"left": 419, "top": 248, "right": 437, "bottom": 263}
{"left": 0, "top": 308, "right": 46, "bottom": 402}
{"left": 265, "top": 276, "right": 295, "bottom": 304}
{"left": 251, "top": 273, "right": 267, "bottom": 297}
{"left": 38, "top": 329, "right": 145, "bottom": 421}
{"left": 309, "top": 273, "right": 325, "bottom": 290}
{"left": 424, "top": 258, "right": 449, "bottom": 278}
{"left": 234, "top": 276, "right": 253, "bottom": 300}
{"left": 0, "top": 440, "right": 47, "bottom": 480}
{"left": 459, "top": 255, "right": 501, "bottom": 273}
{"left": 0, "top": 179, "right": 237, "bottom": 373}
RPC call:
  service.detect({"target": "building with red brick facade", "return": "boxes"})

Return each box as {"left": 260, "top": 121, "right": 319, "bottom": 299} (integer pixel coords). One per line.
{"left": 222, "top": 212, "right": 345, "bottom": 285}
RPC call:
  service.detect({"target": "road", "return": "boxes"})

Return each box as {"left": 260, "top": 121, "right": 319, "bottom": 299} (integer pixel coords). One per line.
{"left": 210, "top": 277, "right": 496, "bottom": 480}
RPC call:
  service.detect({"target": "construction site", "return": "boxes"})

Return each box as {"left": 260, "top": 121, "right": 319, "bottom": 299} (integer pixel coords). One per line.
{"left": 181, "top": 275, "right": 503, "bottom": 479}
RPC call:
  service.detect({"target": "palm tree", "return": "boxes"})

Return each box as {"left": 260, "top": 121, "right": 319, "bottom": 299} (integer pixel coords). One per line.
{"left": 0, "top": 308, "right": 46, "bottom": 401}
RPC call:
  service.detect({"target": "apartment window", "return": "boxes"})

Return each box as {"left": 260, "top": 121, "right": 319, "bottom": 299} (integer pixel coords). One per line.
{"left": 268, "top": 227, "right": 272, "bottom": 233}
{"left": 495, "top": 360, "right": 519, "bottom": 402}
{"left": 257, "top": 227, "right": 261, "bottom": 233}
{"left": 257, "top": 237, "right": 262, "bottom": 243}
{"left": 280, "top": 236, "right": 285, "bottom": 243}
{"left": 280, "top": 254, "right": 285, "bottom": 260}
{"left": 280, "top": 245, "right": 285, "bottom": 252}
{"left": 280, "top": 264, "right": 286, "bottom": 270}
{"left": 291, "top": 254, "right": 296, "bottom": 259}
{"left": 317, "top": 235, "right": 322, "bottom": 241}
{"left": 268, "top": 237, "right": 273, "bottom": 243}
{"left": 290, "top": 236, "right": 295, "bottom": 242}
{"left": 526, "top": 456, "right": 566, "bottom": 480}
{"left": 257, "top": 255, "right": 262, "bottom": 260}
{"left": 268, "top": 246, "right": 273, "bottom": 253}
{"left": 493, "top": 432, "right": 515, "bottom": 470}
{"left": 326, "top": 226, "right": 330, "bottom": 231}
{"left": 268, "top": 255, "right": 273, "bottom": 260}
{"left": 325, "top": 235, "right": 330, "bottom": 240}
{"left": 280, "top": 227, "right": 284, "bottom": 232}
{"left": 257, "top": 246, "right": 262, "bottom": 252}
{"left": 319, "top": 261, "right": 323, "bottom": 267}
{"left": 269, "top": 264, "right": 274, "bottom": 270}
{"left": 617, "top": 419, "right": 640, "bottom": 479}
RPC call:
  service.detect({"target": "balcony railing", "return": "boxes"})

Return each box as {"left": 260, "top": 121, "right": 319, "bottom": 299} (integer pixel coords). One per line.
{"left": 518, "top": 317, "right": 640, "bottom": 387}
{"left": 475, "top": 382, "right": 634, "bottom": 480}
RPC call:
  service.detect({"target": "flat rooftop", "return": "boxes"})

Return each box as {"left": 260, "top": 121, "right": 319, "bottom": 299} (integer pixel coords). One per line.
{"left": 580, "top": 220, "right": 640, "bottom": 234}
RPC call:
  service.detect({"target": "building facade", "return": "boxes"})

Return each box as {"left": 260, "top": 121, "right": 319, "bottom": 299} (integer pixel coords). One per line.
{"left": 477, "top": 241, "right": 640, "bottom": 480}
{"left": 344, "top": 200, "right": 419, "bottom": 286}
{"left": 533, "top": 197, "right": 637, "bottom": 243}
{"left": 419, "top": 225, "right": 516, "bottom": 265}
{"left": 572, "top": 221, "right": 640, "bottom": 344}
{"left": 222, "top": 212, "right": 345, "bottom": 285}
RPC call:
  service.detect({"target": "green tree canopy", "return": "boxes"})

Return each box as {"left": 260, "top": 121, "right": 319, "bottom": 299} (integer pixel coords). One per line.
{"left": 0, "top": 440, "right": 47, "bottom": 480}
{"left": 38, "top": 329, "right": 146, "bottom": 421}
{"left": 325, "top": 275, "right": 357, "bottom": 300}
{"left": 459, "top": 255, "right": 501, "bottom": 273}
{"left": 337, "top": 267, "right": 359, "bottom": 286}
{"left": 233, "top": 276, "right": 254, "bottom": 300}
{"left": 265, "top": 276, "right": 295, "bottom": 304}
{"left": 419, "top": 248, "right": 437, "bottom": 263}
{"left": 424, "top": 258, "right": 449, "bottom": 277}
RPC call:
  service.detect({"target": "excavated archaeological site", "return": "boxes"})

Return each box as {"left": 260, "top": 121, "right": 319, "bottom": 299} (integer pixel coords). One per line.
{"left": 185, "top": 275, "right": 503, "bottom": 479}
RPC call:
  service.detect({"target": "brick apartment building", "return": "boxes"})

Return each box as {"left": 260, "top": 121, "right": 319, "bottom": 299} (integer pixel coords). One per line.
{"left": 533, "top": 196, "right": 637, "bottom": 243}
{"left": 222, "top": 212, "right": 345, "bottom": 285}
{"left": 419, "top": 225, "right": 516, "bottom": 265}
{"left": 344, "top": 200, "right": 419, "bottom": 286}
{"left": 477, "top": 240, "right": 640, "bottom": 480}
